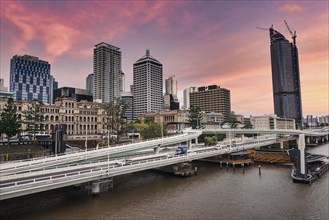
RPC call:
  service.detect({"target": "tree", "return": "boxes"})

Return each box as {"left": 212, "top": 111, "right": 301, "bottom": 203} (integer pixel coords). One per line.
{"left": 104, "top": 98, "right": 128, "bottom": 144}
{"left": 23, "top": 100, "right": 43, "bottom": 139}
{"left": 128, "top": 122, "right": 168, "bottom": 140}
{"left": 204, "top": 136, "right": 218, "bottom": 146}
{"left": 187, "top": 106, "right": 203, "bottom": 129}
{"left": 0, "top": 98, "right": 21, "bottom": 148}
{"left": 141, "top": 123, "right": 167, "bottom": 140}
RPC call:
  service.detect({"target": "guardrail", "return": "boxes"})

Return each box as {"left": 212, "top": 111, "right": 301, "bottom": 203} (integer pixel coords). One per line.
{"left": 0, "top": 132, "right": 201, "bottom": 174}
{"left": 0, "top": 137, "right": 275, "bottom": 200}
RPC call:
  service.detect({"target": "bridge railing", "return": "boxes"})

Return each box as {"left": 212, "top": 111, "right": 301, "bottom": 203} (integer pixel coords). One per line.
{"left": 0, "top": 132, "right": 201, "bottom": 173}
{"left": 0, "top": 138, "right": 278, "bottom": 200}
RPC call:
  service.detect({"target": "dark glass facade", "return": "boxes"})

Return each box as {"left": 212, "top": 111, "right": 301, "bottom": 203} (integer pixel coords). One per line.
{"left": 121, "top": 93, "right": 134, "bottom": 121}
{"left": 270, "top": 27, "right": 303, "bottom": 127}
{"left": 9, "top": 55, "right": 53, "bottom": 104}
{"left": 54, "top": 87, "right": 93, "bottom": 102}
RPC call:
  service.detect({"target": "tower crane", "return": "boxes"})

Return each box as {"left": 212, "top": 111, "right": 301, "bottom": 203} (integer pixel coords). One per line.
{"left": 256, "top": 27, "right": 268, "bottom": 31}
{"left": 284, "top": 20, "right": 297, "bottom": 45}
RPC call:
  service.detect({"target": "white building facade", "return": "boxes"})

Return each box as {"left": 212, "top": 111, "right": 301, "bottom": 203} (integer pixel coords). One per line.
{"left": 133, "top": 50, "right": 163, "bottom": 117}
{"left": 93, "top": 42, "right": 122, "bottom": 103}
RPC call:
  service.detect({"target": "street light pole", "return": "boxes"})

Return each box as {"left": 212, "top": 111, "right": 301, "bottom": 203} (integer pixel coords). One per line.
{"left": 161, "top": 121, "right": 163, "bottom": 139}
{"left": 85, "top": 129, "right": 87, "bottom": 151}
{"left": 193, "top": 118, "right": 199, "bottom": 129}
{"left": 229, "top": 126, "right": 232, "bottom": 151}
{"left": 108, "top": 129, "right": 110, "bottom": 147}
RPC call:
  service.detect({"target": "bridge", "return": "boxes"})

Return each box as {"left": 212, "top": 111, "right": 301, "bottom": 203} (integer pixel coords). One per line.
{"left": 0, "top": 128, "right": 328, "bottom": 200}
{"left": 202, "top": 127, "right": 329, "bottom": 137}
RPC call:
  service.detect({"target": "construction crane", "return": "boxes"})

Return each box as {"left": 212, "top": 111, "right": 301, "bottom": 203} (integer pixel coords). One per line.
{"left": 284, "top": 20, "right": 297, "bottom": 45}
{"left": 256, "top": 27, "right": 268, "bottom": 31}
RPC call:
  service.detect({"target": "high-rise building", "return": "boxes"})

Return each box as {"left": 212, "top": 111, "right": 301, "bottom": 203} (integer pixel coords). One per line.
{"left": 319, "top": 115, "right": 329, "bottom": 125}
{"left": 86, "top": 73, "right": 93, "bottom": 95}
{"left": 49, "top": 78, "right": 58, "bottom": 104}
{"left": 163, "top": 94, "right": 180, "bottom": 110}
{"left": 269, "top": 26, "right": 303, "bottom": 127}
{"left": 0, "top": 78, "right": 14, "bottom": 98}
{"left": 54, "top": 87, "right": 93, "bottom": 102}
{"left": 121, "top": 92, "right": 134, "bottom": 121}
{"left": 190, "top": 85, "right": 231, "bottom": 120}
{"left": 133, "top": 49, "right": 163, "bottom": 117}
{"left": 183, "top": 86, "right": 196, "bottom": 110}
{"left": 165, "top": 75, "right": 177, "bottom": 96}
{"left": 93, "top": 42, "right": 122, "bottom": 103}
{"left": 164, "top": 75, "right": 179, "bottom": 110}
{"left": 9, "top": 54, "right": 55, "bottom": 104}
{"left": 0, "top": 78, "right": 8, "bottom": 91}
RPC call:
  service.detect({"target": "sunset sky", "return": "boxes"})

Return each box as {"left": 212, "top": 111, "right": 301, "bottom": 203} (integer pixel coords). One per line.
{"left": 0, "top": 0, "right": 328, "bottom": 117}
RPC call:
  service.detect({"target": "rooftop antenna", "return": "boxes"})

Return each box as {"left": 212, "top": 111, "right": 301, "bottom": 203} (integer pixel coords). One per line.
{"left": 284, "top": 20, "right": 297, "bottom": 45}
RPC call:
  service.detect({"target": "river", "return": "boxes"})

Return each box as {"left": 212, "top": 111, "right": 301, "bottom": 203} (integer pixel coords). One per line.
{"left": 1, "top": 143, "right": 328, "bottom": 220}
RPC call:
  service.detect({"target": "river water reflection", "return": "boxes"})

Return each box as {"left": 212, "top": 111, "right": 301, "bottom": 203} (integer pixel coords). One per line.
{"left": 1, "top": 144, "right": 328, "bottom": 220}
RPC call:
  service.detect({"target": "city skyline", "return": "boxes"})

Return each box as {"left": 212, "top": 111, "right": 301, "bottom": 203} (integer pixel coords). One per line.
{"left": 0, "top": 1, "right": 328, "bottom": 116}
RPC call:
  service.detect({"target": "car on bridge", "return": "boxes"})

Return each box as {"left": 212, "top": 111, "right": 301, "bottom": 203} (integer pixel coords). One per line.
{"left": 115, "top": 160, "right": 126, "bottom": 166}
{"left": 176, "top": 146, "right": 187, "bottom": 154}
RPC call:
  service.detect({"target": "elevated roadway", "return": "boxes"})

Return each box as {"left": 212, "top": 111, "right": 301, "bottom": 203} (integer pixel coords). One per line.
{"left": 1, "top": 128, "right": 327, "bottom": 200}
{"left": 0, "top": 137, "right": 276, "bottom": 200}
{"left": 0, "top": 131, "right": 201, "bottom": 175}
{"left": 202, "top": 128, "right": 329, "bottom": 137}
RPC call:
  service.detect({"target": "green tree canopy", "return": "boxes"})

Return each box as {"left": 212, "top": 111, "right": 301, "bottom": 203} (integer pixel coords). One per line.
{"left": 141, "top": 123, "right": 167, "bottom": 140}
{"left": 0, "top": 98, "right": 21, "bottom": 147}
{"left": 187, "top": 106, "right": 203, "bottom": 129}
{"left": 128, "top": 122, "right": 167, "bottom": 140}
{"left": 204, "top": 136, "right": 218, "bottom": 146}
{"left": 23, "top": 100, "right": 43, "bottom": 138}
{"left": 104, "top": 98, "right": 128, "bottom": 144}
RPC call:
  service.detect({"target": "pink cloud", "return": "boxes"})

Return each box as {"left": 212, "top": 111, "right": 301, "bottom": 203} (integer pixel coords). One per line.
{"left": 278, "top": 3, "right": 303, "bottom": 13}
{"left": 2, "top": 1, "right": 79, "bottom": 58}
{"left": 1, "top": 1, "right": 186, "bottom": 60}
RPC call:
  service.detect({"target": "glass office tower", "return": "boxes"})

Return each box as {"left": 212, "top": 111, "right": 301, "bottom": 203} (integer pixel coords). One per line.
{"left": 270, "top": 26, "right": 302, "bottom": 127}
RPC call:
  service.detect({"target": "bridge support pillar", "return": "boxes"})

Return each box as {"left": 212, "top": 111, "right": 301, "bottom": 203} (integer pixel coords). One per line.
{"left": 280, "top": 141, "right": 284, "bottom": 149}
{"left": 298, "top": 134, "right": 306, "bottom": 176}
{"left": 91, "top": 182, "right": 100, "bottom": 196}
{"left": 195, "top": 137, "right": 198, "bottom": 145}
{"left": 154, "top": 145, "right": 160, "bottom": 154}
{"left": 188, "top": 140, "right": 192, "bottom": 150}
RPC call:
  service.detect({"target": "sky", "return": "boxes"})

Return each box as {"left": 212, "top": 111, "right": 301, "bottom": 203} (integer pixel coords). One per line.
{"left": 0, "top": 0, "right": 328, "bottom": 117}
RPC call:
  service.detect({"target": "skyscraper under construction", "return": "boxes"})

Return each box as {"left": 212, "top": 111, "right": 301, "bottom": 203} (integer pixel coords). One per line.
{"left": 269, "top": 24, "right": 303, "bottom": 127}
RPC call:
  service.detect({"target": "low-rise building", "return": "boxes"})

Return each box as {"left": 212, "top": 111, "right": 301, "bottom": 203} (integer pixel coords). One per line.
{"left": 250, "top": 114, "right": 295, "bottom": 130}
{"left": 319, "top": 115, "right": 329, "bottom": 125}
{"left": 138, "top": 110, "right": 188, "bottom": 131}
{"left": 0, "top": 97, "right": 110, "bottom": 140}
{"left": 203, "top": 112, "right": 224, "bottom": 129}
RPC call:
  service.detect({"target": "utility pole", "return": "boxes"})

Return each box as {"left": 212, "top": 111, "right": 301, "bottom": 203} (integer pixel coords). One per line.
{"left": 85, "top": 129, "right": 87, "bottom": 151}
